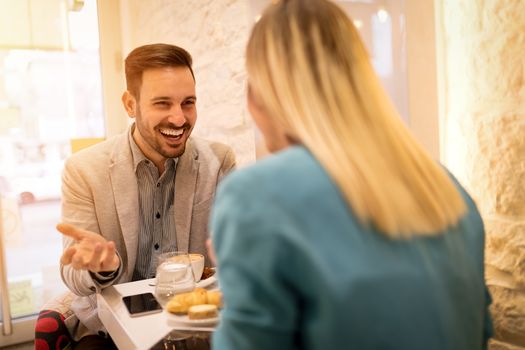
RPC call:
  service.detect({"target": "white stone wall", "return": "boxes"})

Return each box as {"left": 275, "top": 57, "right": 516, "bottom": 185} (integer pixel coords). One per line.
{"left": 440, "top": 1, "right": 525, "bottom": 348}
{"left": 119, "top": 0, "right": 257, "bottom": 167}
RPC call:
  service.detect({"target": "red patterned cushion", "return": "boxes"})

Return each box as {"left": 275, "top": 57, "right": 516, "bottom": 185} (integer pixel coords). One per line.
{"left": 34, "top": 310, "right": 72, "bottom": 350}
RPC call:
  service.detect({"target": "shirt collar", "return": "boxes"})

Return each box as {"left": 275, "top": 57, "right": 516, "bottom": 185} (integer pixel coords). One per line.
{"left": 128, "top": 123, "right": 178, "bottom": 172}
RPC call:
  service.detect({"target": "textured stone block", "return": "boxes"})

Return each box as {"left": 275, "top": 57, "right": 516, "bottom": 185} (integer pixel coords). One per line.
{"left": 485, "top": 219, "right": 525, "bottom": 288}
{"left": 490, "top": 338, "right": 525, "bottom": 350}
{"left": 467, "top": 114, "right": 525, "bottom": 216}
{"left": 488, "top": 285, "right": 525, "bottom": 348}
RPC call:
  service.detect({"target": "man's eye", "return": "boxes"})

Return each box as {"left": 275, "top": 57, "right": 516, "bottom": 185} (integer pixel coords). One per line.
{"left": 183, "top": 100, "right": 195, "bottom": 106}
{"left": 155, "top": 101, "right": 170, "bottom": 107}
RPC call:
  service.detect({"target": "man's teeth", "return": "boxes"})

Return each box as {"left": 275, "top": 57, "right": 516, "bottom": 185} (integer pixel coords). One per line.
{"left": 160, "top": 128, "right": 184, "bottom": 136}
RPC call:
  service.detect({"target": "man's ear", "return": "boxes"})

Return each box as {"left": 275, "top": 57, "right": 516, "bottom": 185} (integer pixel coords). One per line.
{"left": 121, "top": 91, "right": 137, "bottom": 118}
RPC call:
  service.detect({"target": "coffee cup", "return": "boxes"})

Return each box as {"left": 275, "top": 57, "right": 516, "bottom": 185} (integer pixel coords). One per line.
{"left": 189, "top": 253, "right": 205, "bottom": 282}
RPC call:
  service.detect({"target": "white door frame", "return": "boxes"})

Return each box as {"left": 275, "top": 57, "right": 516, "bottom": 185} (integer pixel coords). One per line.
{"left": 0, "top": 197, "right": 36, "bottom": 347}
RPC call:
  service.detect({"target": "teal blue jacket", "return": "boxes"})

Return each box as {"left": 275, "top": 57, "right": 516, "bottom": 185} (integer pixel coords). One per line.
{"left": 212, "top": 146, "right": 492, "bottom": 350}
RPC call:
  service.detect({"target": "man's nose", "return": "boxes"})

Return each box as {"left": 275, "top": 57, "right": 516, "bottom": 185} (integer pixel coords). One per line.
{"left": 167, "top": 104, "right": 185, "bottom": 126}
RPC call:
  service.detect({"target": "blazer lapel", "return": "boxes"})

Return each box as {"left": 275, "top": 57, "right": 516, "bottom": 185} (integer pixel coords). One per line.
{"left": 109, "top": 133, "right": 139, "bottom": 279}
{"left": 174, "top": 140, "right": 198, "bottom": 253}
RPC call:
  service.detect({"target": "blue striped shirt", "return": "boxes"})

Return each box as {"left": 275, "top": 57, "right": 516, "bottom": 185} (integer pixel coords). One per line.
{"left": 128, "top": 128, "right": 178, "bottom": 281}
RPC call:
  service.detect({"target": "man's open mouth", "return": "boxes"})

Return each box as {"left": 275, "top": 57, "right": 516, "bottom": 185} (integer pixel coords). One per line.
{"left": 159, "top": 127, "right": 184, "bottom": 140}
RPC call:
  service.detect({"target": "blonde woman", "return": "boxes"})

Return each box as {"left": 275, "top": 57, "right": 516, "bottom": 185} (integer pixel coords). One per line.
{"left": 210, "top": 0, "right": 492, "bottom": 349}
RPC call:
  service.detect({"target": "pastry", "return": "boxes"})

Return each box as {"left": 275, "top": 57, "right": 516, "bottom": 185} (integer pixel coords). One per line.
{"left": 166, "top": 288, "right": 223, "bottom": 314}
{"left": 206, "top": 290, "right": 223, "bottom": 308}
{"left": 188, "top": 304, "right": 218, "bottom": 320}
{"left": 166, "top": 288, "right": 207, "bottom": 314}
{"left": 166, "top": 299, "right": 186, "bottom": 314}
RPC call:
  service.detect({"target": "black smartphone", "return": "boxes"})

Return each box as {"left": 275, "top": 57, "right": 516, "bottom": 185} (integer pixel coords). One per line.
{"left": 122, "top": 292, "right": 163, "bottom": 317}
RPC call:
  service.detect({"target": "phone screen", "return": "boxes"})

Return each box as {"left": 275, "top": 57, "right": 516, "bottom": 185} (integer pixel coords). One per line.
{"left": 122, "top": 292, "right": 163, "bottom": 317}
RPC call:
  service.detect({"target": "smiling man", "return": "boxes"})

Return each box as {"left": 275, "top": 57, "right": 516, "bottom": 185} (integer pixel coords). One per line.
{"left": 55, "top": 44, "right": 236, "bottom": 348}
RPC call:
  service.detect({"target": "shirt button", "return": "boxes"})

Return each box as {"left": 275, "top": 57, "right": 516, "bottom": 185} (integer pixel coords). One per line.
{"left": 156, "top": 212, "right": 160, "bottom": 219}
{"left": 156, "top": 183, "right": 160, "bottom": 187}
{"left": 154, "top": 243, "right": 159, "bottom": 250}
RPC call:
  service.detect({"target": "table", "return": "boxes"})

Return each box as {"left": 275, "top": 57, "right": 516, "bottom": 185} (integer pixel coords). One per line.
{"left": 97, "top": 277, "right": 217, "bottom": 350}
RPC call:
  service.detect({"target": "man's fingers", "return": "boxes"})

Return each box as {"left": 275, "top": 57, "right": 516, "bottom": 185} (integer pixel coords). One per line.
{"left": 57, "top": 223, "right": 108, "bottom": 247}
{"left": 101, "top": 241, "right": 118, "bottom": 272}
{"left": 71, "top": 255, "right": 85, "bottom": 270}
{"left": 88, "top": 243, "right": 104, "bottom": 271}
{"left": 60, "top": 247, "right": 77, "bottom": 265}
{"left": 56, "top": 223, "right": 85, "bottom": 241}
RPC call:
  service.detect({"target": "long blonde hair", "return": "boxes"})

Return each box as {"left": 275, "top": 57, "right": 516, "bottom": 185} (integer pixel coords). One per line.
{"left": 246, "top": 0, "right": 466, "bottom": 238}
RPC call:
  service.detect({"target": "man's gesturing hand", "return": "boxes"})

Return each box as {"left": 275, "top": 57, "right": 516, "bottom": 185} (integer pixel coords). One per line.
{"left": 57, "top": 223, "right": 120, "bottom": 273}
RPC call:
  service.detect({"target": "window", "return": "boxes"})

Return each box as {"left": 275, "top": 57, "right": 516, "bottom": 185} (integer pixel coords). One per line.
{"left": 0, "top": 0, "right": 105, "bottom": 346}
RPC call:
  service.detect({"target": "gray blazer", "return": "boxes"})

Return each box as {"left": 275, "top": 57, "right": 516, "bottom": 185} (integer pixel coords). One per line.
{"left": 59, "top": 128, "right": 236, "bottom": 339}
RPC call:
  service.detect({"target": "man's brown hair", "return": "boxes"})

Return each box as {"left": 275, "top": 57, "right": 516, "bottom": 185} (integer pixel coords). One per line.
{"left": 124, "top": 43, "right": 195, "bottom": 98}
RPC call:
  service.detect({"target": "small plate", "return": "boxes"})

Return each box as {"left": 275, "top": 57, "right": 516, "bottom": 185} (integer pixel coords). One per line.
{"left": 165, "top": 309, "right": 219, "bottom": 326}
{"left": 149, "top": 271, "right": 218, "bottom": 288}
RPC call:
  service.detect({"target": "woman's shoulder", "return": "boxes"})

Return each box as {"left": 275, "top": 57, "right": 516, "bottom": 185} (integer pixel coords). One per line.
{"left": 219, "top": 146, "right": 326, "bottom": 196}
{"left": 215, "top": 146, "right": 349, "bottom": 234}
